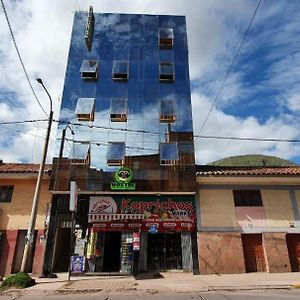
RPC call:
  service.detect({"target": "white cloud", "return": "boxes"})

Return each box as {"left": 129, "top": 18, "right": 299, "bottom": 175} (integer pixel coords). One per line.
{"left": 1, "top": 0, "right": 300, "bottom": 165}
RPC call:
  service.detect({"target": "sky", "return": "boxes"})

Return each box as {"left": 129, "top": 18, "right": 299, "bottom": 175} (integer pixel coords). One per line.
{"left": 1, "top": 0, "right": 300, "bottom": 165}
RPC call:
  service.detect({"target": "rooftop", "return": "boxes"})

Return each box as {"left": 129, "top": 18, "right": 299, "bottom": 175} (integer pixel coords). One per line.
{"left": 0, "top": 163, "right": 52, "bottom": 174}
{"left": 196, "top": 165, "right": 300, "bottom": 177}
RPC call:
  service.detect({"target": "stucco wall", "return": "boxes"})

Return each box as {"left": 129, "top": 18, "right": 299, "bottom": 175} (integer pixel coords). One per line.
{"left": 199, "top": 190, "right": 237, "bottom": 227}
{"left": 198, "top": 232, "right": 245, "bottom": 274}
{"left": 261, "top": 190, "right": 293, "bottom": 227}
{"left": 0, "top": 178, "right": 51, "bottom": 230}
{"left": 263, "top": 232, "right": 291, "bottom": 272}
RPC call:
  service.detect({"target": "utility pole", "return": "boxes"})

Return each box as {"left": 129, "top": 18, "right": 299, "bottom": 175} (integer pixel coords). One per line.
{"left": 20, "top": 79, "right": 53, "bottom": 272}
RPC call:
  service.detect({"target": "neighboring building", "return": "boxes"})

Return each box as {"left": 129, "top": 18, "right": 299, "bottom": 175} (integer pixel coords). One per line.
{"left": 196, "top": 165, "right": 300, "bottom": 274}
{"left": 0, "top": 163, "right": 51, "bottom": 276}
{"left": 45, "top": 9, "right": 197, "bottom": 274}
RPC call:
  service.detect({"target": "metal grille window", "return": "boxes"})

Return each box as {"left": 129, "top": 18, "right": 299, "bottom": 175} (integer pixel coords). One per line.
{"left": 0, "top": 186, "right": 14, "bottom": 203}
{"left": 112, "top": 61, "right": 129, "bottom": 81}
{"left": 160, "top": 142, "right": 179, "bottom": 166}
{"left": 160, "top": 99, "right": 176, "bottom": 123}
{"left": 110, "top": 99, "right": 127, "bottom": 122}
{"left": 159, "top": 62, "right": 175, "bottom": 82}
{"left": 75, "top": 98, "right": 95, "bottom": 121}
{"left": 159, "top": 28, "right": 174, "bottom": 49}
{"left": 80, "top": 60, "right": 98, "bottom": 79}
{"left": 107, "top": 142, "right": 125, "bottom": 166}
{"left": 233, "top": 190, "right": 263, "bottom": 207}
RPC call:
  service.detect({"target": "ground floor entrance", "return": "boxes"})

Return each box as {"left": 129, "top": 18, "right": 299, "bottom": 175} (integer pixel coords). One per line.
{"left": 147, "top": 233, "right": 182, "bottom": 271}
{"left": 286, "top": 234, "right": 300, "bottom": 272}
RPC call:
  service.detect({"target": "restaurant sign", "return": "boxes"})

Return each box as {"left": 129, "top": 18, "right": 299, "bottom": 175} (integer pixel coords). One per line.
{"left": 110, "top": 167, "right": 136, "bottom": 191}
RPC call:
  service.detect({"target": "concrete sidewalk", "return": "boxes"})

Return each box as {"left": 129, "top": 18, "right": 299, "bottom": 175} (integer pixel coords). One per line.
{"left": 25, "top": 272, "right": 300, "bottom": 294}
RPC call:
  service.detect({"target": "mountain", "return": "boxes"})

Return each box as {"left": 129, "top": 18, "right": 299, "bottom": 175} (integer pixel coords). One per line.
{"left": 209, "top": 154, "right": 297, "bottom": 167}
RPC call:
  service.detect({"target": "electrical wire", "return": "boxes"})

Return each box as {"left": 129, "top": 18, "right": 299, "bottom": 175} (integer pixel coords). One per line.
{"left": 54, "top": 119, "right": 300, "bottom": 144}
{"left": 0, "top": 119, "right": 48, "bottom": 125}
{"left": 197, "top": 0, "right": 262, "bottom": 135}
{"left": 0, "top": 89, "right": 41, "bottom": 129}
{"left": 0, "top": 0, "right": 49, "bottom": 117}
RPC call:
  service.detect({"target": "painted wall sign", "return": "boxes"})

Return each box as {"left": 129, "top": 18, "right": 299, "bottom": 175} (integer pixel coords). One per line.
{"left": 89, "top": 196, "right": 118, "bottom": 214}
{"left": 89, "top": 195, "right": 196, "bottom": 232}
{"left": 110, "top": 167, "right": 136, "bottom": 190}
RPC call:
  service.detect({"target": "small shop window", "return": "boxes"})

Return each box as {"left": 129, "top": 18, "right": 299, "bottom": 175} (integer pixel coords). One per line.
{"left": 0, "top": 186, "right": 14, "bottom": 203}
{"left": 107, "top": 142, "right": 125, "bottom": 166}
{"left": 160, "top": 142, "right": 179, "bottom": 166}
{"left": 110, "top": 99, "right": 127, "bottom": 122}
{"left": 112, "top": 61, "right": 129, "bottom": 81}
{"left": 159, "top": 28, "right": 174, "bottom": 49}
{"left": 80, "top": 60, "right": 98, "bottom": 80}
{"left": 160, "top": 99, "right": 176, "bottom": 123}
{"left": 75, "top": 98, "right": 95, "bottom": 121}
{"left": 159, "top": 62, "right": 175, "bottom": 82}
{"left": 233, "top": 190, "right": 263, "bottom": 207}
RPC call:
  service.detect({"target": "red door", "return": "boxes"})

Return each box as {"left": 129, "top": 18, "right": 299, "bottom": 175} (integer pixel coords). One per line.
{"left": 242, "top": 234, "right": 266, "bottom": 272}
{"left": 286, "top": 234, "right": 300, "bottom": 272}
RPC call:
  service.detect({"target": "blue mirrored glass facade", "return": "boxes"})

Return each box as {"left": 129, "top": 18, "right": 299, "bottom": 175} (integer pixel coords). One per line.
{"left": 56, "top": 12, "right": 196, "bottom": 192}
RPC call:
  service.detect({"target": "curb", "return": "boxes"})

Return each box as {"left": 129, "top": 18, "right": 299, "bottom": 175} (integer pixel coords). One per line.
{"left": 207, "top": 285, "right": 292, "bottom": 291}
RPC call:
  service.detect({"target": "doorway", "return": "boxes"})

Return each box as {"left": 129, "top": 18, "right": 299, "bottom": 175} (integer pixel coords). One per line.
{"left": 286, "top": 234, "right": 300, "bottom": 272}
{"left": 12, "top": 230, "right": 37, "bottom": 273}
{"left": 103, "top": 232, "right": 121, "bottom": 272}
{"left": 242, "top": 234, "right": 266, "bottom": 272}
{"left": 147, "top": 233, "right": 182, "bottom": 271}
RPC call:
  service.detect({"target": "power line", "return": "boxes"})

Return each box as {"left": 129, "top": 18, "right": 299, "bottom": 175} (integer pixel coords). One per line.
{"left": 197, "top": 0, "right": 262, "bottom": 135}
{"left": 0, "top": 89, "right": 41, "bottom": 129}
{"left": 1, "top": 0, "right": 48, "bottom": 117}
{"left": 55, "top": 119, "right": 300, "bottom": 144}
{"left": 0, "top": 119, "right": 48, "bottom": 125}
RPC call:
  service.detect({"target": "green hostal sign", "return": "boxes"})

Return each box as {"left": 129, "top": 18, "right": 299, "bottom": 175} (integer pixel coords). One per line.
{"left": 110, "top": 167, "right": 136, "bottom": 191}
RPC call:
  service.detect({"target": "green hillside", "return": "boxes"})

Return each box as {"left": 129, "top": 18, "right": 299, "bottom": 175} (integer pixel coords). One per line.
{"left": 209, "top": 154, "right": 297, "bottom": 167}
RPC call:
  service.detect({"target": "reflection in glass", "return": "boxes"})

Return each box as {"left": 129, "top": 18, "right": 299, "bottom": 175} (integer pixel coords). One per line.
{"left": 112, "top": 61, "right": 129, "bottom": 80}
{"left": 80, "top": 60, "right": 98, "bottom": 80}
{"left": 160, "top": 142, "right": 179, "bottom": 165}
{"left": 160, "top": 99, "right": 176, "bottom": 123}
{"left": 107, "top": 142, "right": 125, "bottom": 166}
{"left": 159, "top": 62, "right": 175, "bottom": 81}
{"left": 71, "top": 143, "right": 91, "bottom": 165}
{"left": 159, "top": 28, "right": 174, "bottom": 49}
{"left": 75, "top": 98, "right": 95, "bottom": 121}
{"left": 110, "top": 98, "right": 127, "bottom": 122}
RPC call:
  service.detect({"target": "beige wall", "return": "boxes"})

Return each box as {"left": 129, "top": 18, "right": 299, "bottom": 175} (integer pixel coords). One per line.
{"left": 199, "top": 189, "right": 237, "bottom": 227}
{"left": 295, "top": 191, "right": 300, "bottom": 218}
{"left": 262, "top": 190, "right": 293, "bottom": 227}
{"left": 0, "top": 178, "right": 51, "bottom": 230}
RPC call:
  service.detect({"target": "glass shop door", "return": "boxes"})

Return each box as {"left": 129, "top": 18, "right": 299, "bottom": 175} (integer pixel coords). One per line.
{"left": 147, "top": 233, "right": 182, "bottom": 271}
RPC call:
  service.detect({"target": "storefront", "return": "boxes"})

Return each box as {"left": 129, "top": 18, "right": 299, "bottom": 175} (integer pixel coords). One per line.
{"left": 81, "top": 195, "right": 196, "bottom": 274}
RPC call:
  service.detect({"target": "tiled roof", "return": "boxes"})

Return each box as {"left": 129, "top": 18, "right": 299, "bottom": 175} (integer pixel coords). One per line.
{"left": 196, "top": 165, "right": 300, "bottom": 176}
{"left": 0, "top": 163, "right": 52, "bottom": 173}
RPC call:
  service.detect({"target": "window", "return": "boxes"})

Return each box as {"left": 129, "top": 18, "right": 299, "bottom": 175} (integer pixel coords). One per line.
{"left": 233, "top": 190, "right": 263, "bottom": 207}
{"left": 159, "top": 62, "right": 175, "bottom": 82}
{"left": 112, "top": 61, "right": 129, "bottom": 81}
{"left": 160, "top": 142, "right": 179, "bottom": 166}
{"left": 110, "top": 99, "right": 127, "bottom": 122}
{"left": 71, "top": 144, "right": 90, "bottom": 165}
{"left": 80, "top": 60, "right": 98, "bottom": 80}
{"left": 0, "top": 186, "right": 13, "bottom": 203}
{"left": 75, "top": 98, "right": 95, "bottom": 121}
{"left": 160, "top": 99, "right": 176, "bottom": 123}
{"left": 107, "top": 142, "right": 125, "bottom": 166}
{"left": 159, "top": 28, "right": 174, "bottom": 49}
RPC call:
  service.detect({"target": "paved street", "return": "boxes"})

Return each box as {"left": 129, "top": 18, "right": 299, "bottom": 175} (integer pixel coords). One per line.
{"left": 1, "top": 290, "right": 300, "bottom": 300}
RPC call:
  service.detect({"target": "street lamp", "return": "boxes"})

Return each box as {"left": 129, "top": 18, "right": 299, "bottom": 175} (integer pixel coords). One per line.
{"left": 20, "top": 78, "right": 54, "bottom": 272}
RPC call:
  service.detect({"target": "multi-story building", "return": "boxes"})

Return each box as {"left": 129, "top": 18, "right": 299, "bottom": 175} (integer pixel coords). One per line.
{"left": 196, "top": 165, "right": 300, "bottom": 274}
{"left": 0, "top": 162, "right": 51, "bottom": 276}
{"left": 45, "top": 9, "right": 198, "bottom": 274}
